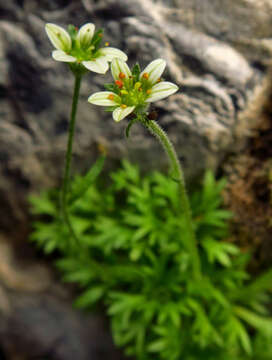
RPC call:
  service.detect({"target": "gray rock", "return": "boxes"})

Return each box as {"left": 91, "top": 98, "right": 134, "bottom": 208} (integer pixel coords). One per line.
{"left": 0, "top": 0, "right": 270, "bottom": 232}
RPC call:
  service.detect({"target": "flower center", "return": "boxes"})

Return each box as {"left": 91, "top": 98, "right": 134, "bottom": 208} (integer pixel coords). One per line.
{"left": 109, "top": 68, "right": 155, "bottom": 109}
{"left": 118, "top": 80, "right": 152, "bottom": 107}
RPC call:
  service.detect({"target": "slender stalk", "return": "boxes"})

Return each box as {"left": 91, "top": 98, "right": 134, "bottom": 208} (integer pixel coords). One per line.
{"left": 141, "top": 118, "right": 201, "bottom": 279}
{"left": 61, "top": 73, "right": 82, "bottom": 247}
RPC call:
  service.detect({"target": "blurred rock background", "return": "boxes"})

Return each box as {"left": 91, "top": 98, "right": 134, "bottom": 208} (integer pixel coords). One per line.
{"left": 0, "top": 0, "right": 272, "bottom": 358}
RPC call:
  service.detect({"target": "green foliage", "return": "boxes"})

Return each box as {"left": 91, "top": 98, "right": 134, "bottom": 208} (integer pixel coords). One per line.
{"left": 30, "top": 161, "right": 272, "bottom": 360}
{"left": 68, "top": 154, "right": 105, "bottom": 205}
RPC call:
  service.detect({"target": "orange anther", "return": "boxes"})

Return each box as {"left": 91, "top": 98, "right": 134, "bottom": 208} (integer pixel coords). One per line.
{"left": 115, "top": 80, "right": 123, "bottom": 89}
{"left": 146, "top": 89, "right": 152, "bottom": 95}
{"left": 121, "top": 104, "right": 127, "bottom": 109}
{"left": 108, "top": 94, "right": 115, "bottom": 100}
{"left": 157, "top": 77, "right": 161, "bottom": 83}
{"left": 98, "top": 33, "right": 103, "bottom": 37}
{"left": 138, "top": 87, "right": 142, "bottom": 92}
{"left": 142, "top": 73, "right": 149, "bottom": 80}
{"left": 119, "top": 72, "right": 126, "bottom": 79}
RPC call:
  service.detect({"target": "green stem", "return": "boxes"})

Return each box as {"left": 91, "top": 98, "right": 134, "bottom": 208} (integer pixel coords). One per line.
{"left": 61, "top": 73, "right": 82, "bottom": 247}
{"left": 141, "top": 118, "right": 201, "bottom": 279}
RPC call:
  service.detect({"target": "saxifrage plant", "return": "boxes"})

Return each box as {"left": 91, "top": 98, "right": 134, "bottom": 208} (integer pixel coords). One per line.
{"left": 29, "top": 21, "right": 272, "bottom": 360}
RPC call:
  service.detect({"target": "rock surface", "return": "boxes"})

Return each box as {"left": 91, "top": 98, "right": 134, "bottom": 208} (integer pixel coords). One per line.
{"left": 0, "top": 238, "right": 124, "bottom": 360}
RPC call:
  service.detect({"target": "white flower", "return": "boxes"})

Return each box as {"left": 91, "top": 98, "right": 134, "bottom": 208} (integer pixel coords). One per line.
{"left": 45, "top": 23, "right": 128, "bottom": 74}
{"left": 88, "top": 58, "right": 178, "bottom": 121}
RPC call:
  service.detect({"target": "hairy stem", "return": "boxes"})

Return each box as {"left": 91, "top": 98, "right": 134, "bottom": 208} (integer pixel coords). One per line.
{"left": 61, "top": 74, "right": 82, "bottom": 247}
{"left": 141, "top": 118, "right": 201, "bottom": 279}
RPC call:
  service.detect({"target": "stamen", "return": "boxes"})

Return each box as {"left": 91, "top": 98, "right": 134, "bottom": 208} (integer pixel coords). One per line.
{"left": 157, "top": 78, "right": 161, "bottom": 83}
{"left": 119, "top": 72, "right": 126, "bottom": 79}
{"left": 138, "top": 88, "right": 142, "bottom": 92}
{"left": 121, "top": 104, "right": 127, "bottom": 109}
{"left": 105, "top": 42, "right": 110, "bottom": 46}
{"left": 142, "top": 73, "right": 149, "bottom": 80}
{"left": 98, "top": 33, "right": 103, "bottom": 38}
{"left": 115, "top": 80, "right": 123, "bottom": 89}
{"left": 108, "top": 94, "right": 115, "bottom": 100}
{"left": 146, "top": 89, "right": 152, "bottom": 95}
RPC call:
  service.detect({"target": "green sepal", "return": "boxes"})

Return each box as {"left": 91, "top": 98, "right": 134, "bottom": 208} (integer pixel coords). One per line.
{"left": 92, "top": 29, "right": 104, "bottom": 51}
{"left": 67, "top": 24, "right": 78, "bottom": 41}
{"left": 132, "top": 63, "right": 141, "bottom": 81}
{"left": 104, "top": 83, "right": 117, "bottom": 92}
{"left": 69, "top": 62, "right": 88, "bottom": 77}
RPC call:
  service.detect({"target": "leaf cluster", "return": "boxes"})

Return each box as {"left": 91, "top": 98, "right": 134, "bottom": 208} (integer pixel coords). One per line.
{"left": 29, "top": 160, "right": 272, "bottom": 360}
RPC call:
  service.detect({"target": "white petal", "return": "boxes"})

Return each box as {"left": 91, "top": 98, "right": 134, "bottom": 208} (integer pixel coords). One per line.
{"left": 52, "top": 50, "right": 76, "bottom": 62}
{"left": 77, "top": 23, "right": 95, "bottom": 48}
{"left": 100, "top": 47, "right": 128, "bottom": 62}
{"left": 111, "top": 58, "right": 131, "bottom": 81}
{"left": 88, "top": 91, "right": 120, "bottom": 106}
{"left": 113, "top": 106, "right": 135, "bottom": 122}
{"left": 145, "top": 81, "right": 178, "bottom": 103}
{"left": 140, "top": 58, "right": 166, "bottom": 85}
{"left": 82, "top": 57, "right": 109, "bottom": 74}
{"left": 45, "top": 23, "right": 71, "bottom": 51}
